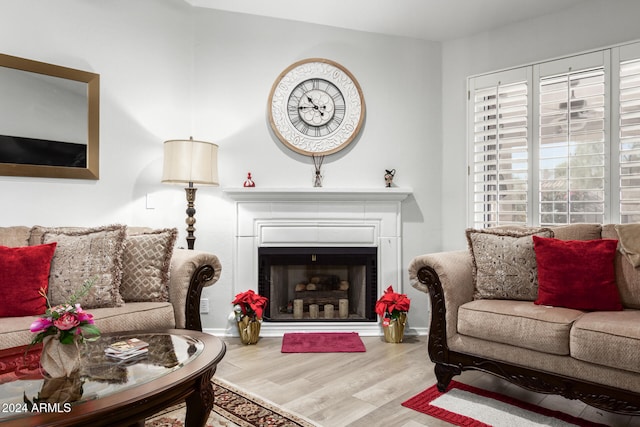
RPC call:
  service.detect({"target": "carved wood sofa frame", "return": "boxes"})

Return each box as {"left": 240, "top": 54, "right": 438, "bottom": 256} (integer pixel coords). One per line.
{"left": 185, "top": 264, "right": 217, "bottom": 332}
{"left": 416, "top": 265, "right": 640, "bottom": 415}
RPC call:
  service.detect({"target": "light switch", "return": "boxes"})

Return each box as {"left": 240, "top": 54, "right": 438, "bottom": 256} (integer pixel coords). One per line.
{"left": 146, "top": 193, "right": 156, "bottom": 209}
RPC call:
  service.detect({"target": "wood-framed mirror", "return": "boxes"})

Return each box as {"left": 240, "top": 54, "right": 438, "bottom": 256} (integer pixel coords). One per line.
{"left": 0, "top": 53, "right": 99, "bottom": 179}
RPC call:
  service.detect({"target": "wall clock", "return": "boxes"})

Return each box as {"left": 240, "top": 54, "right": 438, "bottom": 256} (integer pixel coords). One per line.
{"left": 268, "top": 58, "right": 365, "bottom": 156}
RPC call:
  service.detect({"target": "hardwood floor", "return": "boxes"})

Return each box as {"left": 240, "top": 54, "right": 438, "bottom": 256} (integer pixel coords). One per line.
{"left": 215, "top": 334, "right": 640, "bottom": 427}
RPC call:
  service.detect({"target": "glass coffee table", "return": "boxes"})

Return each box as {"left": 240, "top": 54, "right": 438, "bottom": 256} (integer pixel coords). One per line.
{"left": 0, "top": 329, "right": 226, "bottom": 426}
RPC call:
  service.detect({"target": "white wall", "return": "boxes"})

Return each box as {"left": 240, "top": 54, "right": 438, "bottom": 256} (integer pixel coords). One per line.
{"left": 441, "top": 0, "right": 640, "bottom": 250}
{"left": 0, "top": 1, "right": 441, "bottom": 333}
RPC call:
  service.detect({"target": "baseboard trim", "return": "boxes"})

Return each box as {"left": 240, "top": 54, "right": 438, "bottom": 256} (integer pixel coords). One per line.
{"left": 203, "top": 325, "right": 429, "bottom": 337}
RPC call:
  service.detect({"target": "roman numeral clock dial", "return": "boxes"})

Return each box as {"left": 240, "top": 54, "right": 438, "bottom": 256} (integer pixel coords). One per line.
{"left": 268, "top": 58, "right": 365, "bottom": 156}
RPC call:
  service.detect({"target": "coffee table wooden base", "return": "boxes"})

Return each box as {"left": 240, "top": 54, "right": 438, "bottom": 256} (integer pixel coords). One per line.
{"left": 185, "top": 369, "right": 216, "bottom": 427}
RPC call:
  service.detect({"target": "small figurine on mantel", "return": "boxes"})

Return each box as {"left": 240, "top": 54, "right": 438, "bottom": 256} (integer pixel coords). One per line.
{"left": 384, "top": 169, "right": 396, "bottom": 187}
{"left": 243, "top": 172, "right": 255, "bottom": 187}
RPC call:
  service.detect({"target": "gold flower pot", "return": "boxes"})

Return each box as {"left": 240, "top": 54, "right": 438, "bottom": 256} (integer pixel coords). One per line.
{"left": 383, "top": 312, "right": 407, "bottom": 343}
{"left": 237, "top": 316, "right": 261, "bottom": 345}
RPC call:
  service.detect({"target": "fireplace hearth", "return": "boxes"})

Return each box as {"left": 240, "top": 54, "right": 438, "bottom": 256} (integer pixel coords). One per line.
{"left": 258, "top": 247, "right": 377, "bottom": 322}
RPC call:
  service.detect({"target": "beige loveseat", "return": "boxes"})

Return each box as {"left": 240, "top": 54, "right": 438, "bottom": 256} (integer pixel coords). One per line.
{"left": 0, "top": 225, "right": 222, "bottom": 350}
{"left": 409, "top": 223, "right": 640, "bottom": 415}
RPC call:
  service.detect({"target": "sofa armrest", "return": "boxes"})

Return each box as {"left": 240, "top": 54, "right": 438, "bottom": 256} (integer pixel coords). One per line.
{"left": 168, "top": 249, "right": 222, "bottom": 331}
{"left": 408, "top": 250, "right": 474, "bottom": 352}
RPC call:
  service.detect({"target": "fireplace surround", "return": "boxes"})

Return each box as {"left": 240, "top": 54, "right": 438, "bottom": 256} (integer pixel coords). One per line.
{"left": 225, "top": 187, "right": 412, "bottom": 336}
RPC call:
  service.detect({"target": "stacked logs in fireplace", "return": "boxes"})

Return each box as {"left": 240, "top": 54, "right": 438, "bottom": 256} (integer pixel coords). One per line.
{"left": 291, "top": 274, "right": 349, "bottom": 319}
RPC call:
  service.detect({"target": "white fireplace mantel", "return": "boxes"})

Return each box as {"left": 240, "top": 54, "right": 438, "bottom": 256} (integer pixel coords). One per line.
{"left": 224, "top": 187, "right": 412, "bottom": 336}
{"left": 224, "top": 187, "right": 412, "bottom": 202}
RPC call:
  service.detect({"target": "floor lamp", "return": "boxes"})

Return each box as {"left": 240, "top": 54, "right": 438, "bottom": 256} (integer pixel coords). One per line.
{"left": 162, "top": 137, "right": 219, "bottom": 250}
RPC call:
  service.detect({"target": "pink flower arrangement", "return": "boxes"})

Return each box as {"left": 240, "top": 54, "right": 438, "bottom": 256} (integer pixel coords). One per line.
{"left": 30, "top": 280, "right": 101, "bottom": 345}
{"left": 232, "top": 290, "right": 269, "bottom": 321}
{"left": 375, "top": 286, "right": 411, "bottom": 321}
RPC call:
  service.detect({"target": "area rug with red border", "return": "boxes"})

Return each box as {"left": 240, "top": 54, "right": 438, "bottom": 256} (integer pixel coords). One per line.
{"left": 281, "top": 332, "right": 366, "bottom": 353}
{"left": 402, "top": 380, "right": 610, "bottom": 427}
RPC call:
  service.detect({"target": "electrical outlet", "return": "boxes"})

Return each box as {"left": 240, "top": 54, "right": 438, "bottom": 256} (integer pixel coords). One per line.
{"left": 200, "top": 298, "right": 209, "bottom": 314}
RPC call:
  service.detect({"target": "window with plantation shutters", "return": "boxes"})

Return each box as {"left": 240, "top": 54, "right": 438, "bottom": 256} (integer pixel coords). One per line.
{"left": 619, "top": 58, "right": 640, "bottom": 223}
{"left": 467, "top": 40, "right": 640, "bottom": 228}
{"left": 471, "top": 82, "right": 529, "bottom": 228}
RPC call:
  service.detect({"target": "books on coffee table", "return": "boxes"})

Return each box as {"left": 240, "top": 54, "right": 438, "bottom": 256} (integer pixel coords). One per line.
{"left": 105, "top": 338, "right": 149, "bottom": 360}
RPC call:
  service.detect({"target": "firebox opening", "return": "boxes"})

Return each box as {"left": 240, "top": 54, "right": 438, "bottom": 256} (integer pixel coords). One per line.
{"left": 258, "top": 247, "right": 377, "bottom": 322}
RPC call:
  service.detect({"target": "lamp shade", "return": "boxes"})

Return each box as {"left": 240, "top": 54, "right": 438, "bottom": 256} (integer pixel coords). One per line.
{"left": 162, "top": 138, "right": 219, "bottom": 186}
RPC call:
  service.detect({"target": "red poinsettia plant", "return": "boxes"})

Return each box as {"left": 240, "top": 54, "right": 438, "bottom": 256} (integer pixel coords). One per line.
{"left": 375, "top": 286, "right": 410, "bottom": 323}
{"left": 232, "top": 290, "right": 269, "bottom": 321}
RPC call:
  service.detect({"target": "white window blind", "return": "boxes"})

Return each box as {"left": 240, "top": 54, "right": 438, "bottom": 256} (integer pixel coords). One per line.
{"left": 619, "top": 59, "right": 640, "bottom": 223}
{"left": 471, "top": 81, "right": 529, "bottom": 228}
{"left": 538, "top": 68, "right": 606, "bottom": 225}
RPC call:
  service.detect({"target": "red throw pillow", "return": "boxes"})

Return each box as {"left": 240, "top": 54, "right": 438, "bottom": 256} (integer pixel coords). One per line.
{"left": 533, "top": 236, "right": 622, "bottom": 311}
{"left": 0, "top": 243, "right": 57, "bottom": 317}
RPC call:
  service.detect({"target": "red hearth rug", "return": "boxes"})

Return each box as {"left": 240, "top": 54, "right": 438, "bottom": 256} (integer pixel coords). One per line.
{"left": 402, "top": 380, "right": 610, "bottom": 427}
{"left": 281, "top": 332, "right": 366, "bottom": 353}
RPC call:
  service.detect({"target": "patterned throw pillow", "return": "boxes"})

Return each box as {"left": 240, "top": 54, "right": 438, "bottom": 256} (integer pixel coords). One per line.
{"left": 466, "top": 227, "right": 554, "bottom": 301}
{"left": 42, "top": 225, "right": 126, "bottom": 308}
{"left": 119, "top": 228, "right": 178, "bottom": 302}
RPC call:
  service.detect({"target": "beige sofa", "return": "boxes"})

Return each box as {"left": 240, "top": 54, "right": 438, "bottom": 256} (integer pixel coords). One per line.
{"left": 409, "top": 223, "right": 640, "bottom": 415}
{"left": 0, "top": 225, "right": 222, "bottom": 350}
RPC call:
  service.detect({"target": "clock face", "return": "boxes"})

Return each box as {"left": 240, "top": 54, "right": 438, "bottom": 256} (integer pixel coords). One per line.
{"left": 268, "top": 59, "right": 365, "bottom": 156}
{"left": 289, "top": 80, "right": 344, "bottom": 134}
